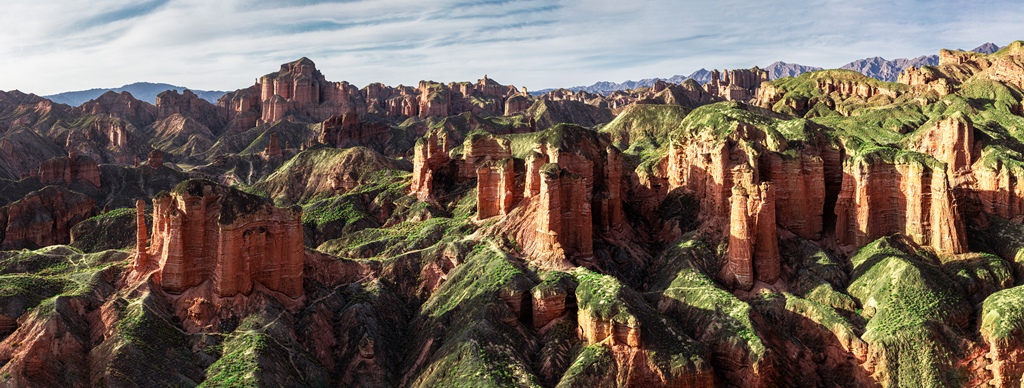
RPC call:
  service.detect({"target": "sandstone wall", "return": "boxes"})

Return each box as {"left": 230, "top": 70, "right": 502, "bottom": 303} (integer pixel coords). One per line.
{"left": 139, "top": 180, "right": 304, "bottom": 298}
{"left": 31, "top": 151, "right": 101, "bottom": 188}
{"left": 0, "top": 186, "right": 95, "bottom": 249}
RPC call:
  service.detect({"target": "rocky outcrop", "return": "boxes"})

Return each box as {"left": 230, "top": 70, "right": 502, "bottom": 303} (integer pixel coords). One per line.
{"left": 156, "top": 89, "right": 225, "bottom": 132}
{"left": 256, "top": 59, "right": 525, "bottom": 125}
{"left": 833, "top": 154, "right": 967, "bottom": 254}
{"left": 490, "top": 126, "right": 624, "bottom": 267}
{"left": 725, "top": 178, "right": 780, "bottom": 290}
{"left": 410, "top": 131, "right": 453, "bottom": 202}
{"left": 912, "top": 113, "right": 975, "bottom": 180}
{"left": 0, "top": 186, "right": 96, "bottom": 249}
{"left": 137, "top": 180, "right": 304, "bottom": 298}
{"left": 263, "top": 133, "right": 282, "bottom": 160}
{"left": 763, "top": 149, "right": 832, "bottom": 240}
{"left": 76, "top": 91, "right": 157, "bottom": 130}
{"left": 535, "top": 164, "right": 594, "bottom": 264}
{"left": 317, "top": 112, "right": 392, "bottom": 151}
{"left": 31, "top": 151, "right": 101, "bottom": 188}
{"left": 147, "top": 150, "right": 164, "bottom": 168}
{"left": 217, "top": 84, "right": 262, "bottom": 133}
{"left": 703, "top": 67, "right": 769, "bottom": 101}
{"left": 476, "top": 159, "right": 515, "bottom": 219}
{"left": 135, "top": 199, "right": 149, "bottom": 269}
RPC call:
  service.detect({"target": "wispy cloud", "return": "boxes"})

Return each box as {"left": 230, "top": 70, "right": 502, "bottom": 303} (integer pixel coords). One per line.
{"left": 0, "top": 0, "right": 1021, "bottom": 95}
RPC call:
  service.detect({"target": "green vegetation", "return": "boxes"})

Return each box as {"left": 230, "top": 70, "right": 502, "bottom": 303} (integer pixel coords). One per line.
{"left": 257, "top": 146, "right": 410, "bottom": 205}
{"left": 980, "top": 285, "right": 1024, "bottom": 348}
{"left": 71, "top": 207, "right": 142, "bottom": 252}
{"left": 846, "top": 237, "right": 970, "bottom": 387}
{"left": 647, "top": 235, "right": 768, "bottom": 368}
{"left": 977, "top": 216, "right": 1024, "bottom": 284}
{"left": 504, "top": 123, "right": 600, "bottom": 159}
{"left": 0, "top": 246, "right": 127, "bottom": 317}
{"left": 779, "top": 237, "right": 857, "bottom": 311}
{"left": 316, "top": 216, "right": 472, "bottom": 260}
{"left": 557, "top": 344, "right": 616, "bottom": 387}
{"left": 410, "top": 247, "right": 541, "bottom": 387}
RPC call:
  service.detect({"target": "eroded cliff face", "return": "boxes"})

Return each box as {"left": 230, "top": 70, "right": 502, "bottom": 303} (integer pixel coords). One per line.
{"left": 136, "top": 179, "right": 304, "bottom": 299}
{"left": 665, "top": 121, "right": 792, "bottom": 289}
{"left": 30, "top": 151, "right": 101, "bottom": 188}
{"left": 833, "top": 155, "right": 967, "bottom": 254}
{"left": 254, "top": 58, "right": 528, "bottom": 125}
{"left": 499, "top": 128, "right": 624, "bottom": 267}
{"left": 0, "top": 186, "right": 96, "bottom": 249}
{"left": 317, "top": 112, "right": 393, "bottom": 151}
{"left": 704, "top": 68, "right": 770, "bottom": 101}
{"left": 410, "top": 130, "right": 454, "bottom": 202}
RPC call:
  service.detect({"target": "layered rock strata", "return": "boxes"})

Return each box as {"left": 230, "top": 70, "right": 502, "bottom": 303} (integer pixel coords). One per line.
{"left": 833, "top": 155, "right": 967, "bottom": 253}
{"left": 0, "top": 186, "right": 96, "bottom": 249}
{"left": 410, "top": 131, "right": 453, "bottom": 202}
{"left": 317, "top": 112, "right": 392, "bottom": 150}
{"left": 704, "top": 67, "right": 770, "bottom": 101}
{"left": 136, "top": 180, "right": 304, "bottom": 298}
{"left": 250, "top": 58, "right": 526, "bottom": 125}
{"left": 30, "top": 151, "right": 101, "bottom": 188}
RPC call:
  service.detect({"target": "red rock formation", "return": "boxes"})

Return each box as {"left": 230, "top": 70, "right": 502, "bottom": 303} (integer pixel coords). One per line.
{"left": 156, "top": 89, "right": 225, "bottom": 132}
{"left": 973, "top": 161, "right": 1024, "bottom": 220}
{"left": 139, "top": 180, "right": 304, "bottom": 298}
{"left": 135, "top": 199, "right": 148, "bottom": 270}
{"left": 410, "top": 131, "right": 453, "bottom": 201}
{"left": 531, "top": 288, "right": 568, "bottom": 330}
{"left": 704, "top": 67, "right": 770, "bottom": 101}
{"left": 913, "top": 113, "right": 974, "bottom": 179}
{"left": 984, "top": 333, "right": 1024, "bottom": 388}
{"left": 317, "top": 112, "right": 393, "bottom": 150}
{"left": 263, "top": 133, "right": 282, "bottom": 160}
{"left": 763, "top": 149, "right": 827, "bottom": 240}
{"left": 578, "top": 308, "right": 641, "bottom": 348}
{"left": 534, "top": 164, "right": 593, "bottom": 263}
{"left": 727, "top": 183, "right": 756, "bottom": 289}
{"left": 31, "top": 151, "right": 101, "bottom": 188}
{"left": 725, "top": 171, "right": 780, "bottom": 290}
{"left": 833, "top": 155, "right": 967, "bottom": 253}
{"left": 147, "top": 150, "right": 164, "bottom": 168}
{"left": 476, "top": 159, "right": 515, "bottom": 219}
{"left": 218, "top": 84, "right": 262, "bottom": 133}
{"left": 504, "top": 93, "right": 532, "bottom": 115}
{"left": 76, "top": 91, "right": 157, "bottom": 129}
{"left": 461, "top": 134, "right": 512, "bottom": 179}
{"left": 0, "top": 298, "right": 91, "bottom": 387}
{"left": 0, "top": 186, "right": 96, "bottom": 249}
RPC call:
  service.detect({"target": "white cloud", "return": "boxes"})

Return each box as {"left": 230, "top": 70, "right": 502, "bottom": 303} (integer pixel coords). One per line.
{"left": 0, "top": 0, "right": 1020, "bottom": 95}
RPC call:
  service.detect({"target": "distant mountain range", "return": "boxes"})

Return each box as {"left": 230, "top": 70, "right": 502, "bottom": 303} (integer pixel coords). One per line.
{"left": 44, "top": 82, "right": 227, "bottom": 106}
{"left": 839, "top": 55, "right": 939, "bottom": 82}
{"left": 536, "top": 42, "right": 1001, "bottom": 95}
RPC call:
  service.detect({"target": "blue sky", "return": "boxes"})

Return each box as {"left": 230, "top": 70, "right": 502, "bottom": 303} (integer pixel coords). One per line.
{"left": 0, "top": 0, "right": 1021, "bottom": 95}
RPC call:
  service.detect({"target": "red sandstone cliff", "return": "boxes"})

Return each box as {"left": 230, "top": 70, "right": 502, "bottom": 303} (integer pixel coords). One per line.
{"left": 136, "top": 180, "right": 304, "bottom": 299}
{"left": 317, "top": 112, "right": 392, "bottom": 151}
{"left": 30, "top": 151, "right": 101, "bottom": 188}
{"left": 0, "top": 186, "right": 96, "bottom": 249}
{"left": 833, "top": 155, "right": 968, "bottom": 254}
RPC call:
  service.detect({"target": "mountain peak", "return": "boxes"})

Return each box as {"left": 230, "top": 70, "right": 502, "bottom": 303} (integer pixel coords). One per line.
{"left": 971, "top": 42, "right": 1000, "bottom": 54}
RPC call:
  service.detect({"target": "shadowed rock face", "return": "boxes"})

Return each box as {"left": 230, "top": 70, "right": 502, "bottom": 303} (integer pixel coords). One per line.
{"left": 30, "top": 151, "right": 100, "bottom": 188}
{"left": 0, "top": 186, "right": 96, "bottom": 249}
{"left": 137, "top": 179, "right": 304, "bottom": 298}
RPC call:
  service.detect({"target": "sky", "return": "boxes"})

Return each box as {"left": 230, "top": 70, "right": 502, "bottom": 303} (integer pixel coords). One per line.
{"left": 0, "top": 0, "right": 1021, "bottom": 95}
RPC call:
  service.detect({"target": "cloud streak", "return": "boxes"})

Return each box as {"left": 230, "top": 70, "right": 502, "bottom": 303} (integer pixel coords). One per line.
{"left": 0, "top": 0, "right": 1021, "bottom": 95}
